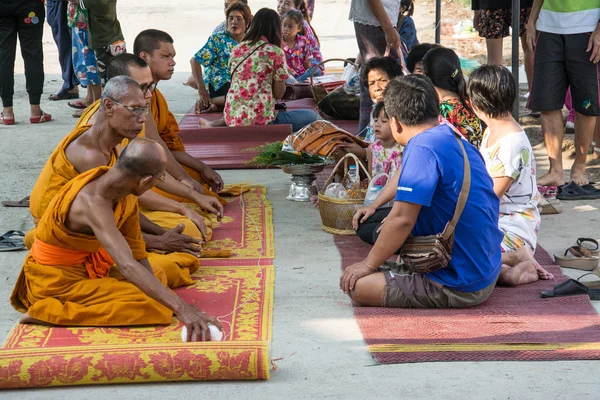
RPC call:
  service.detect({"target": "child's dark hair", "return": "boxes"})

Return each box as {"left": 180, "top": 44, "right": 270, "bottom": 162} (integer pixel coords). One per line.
{"left": 400, "top": 0, "right": 414, "bottom": 17}
{"left": 422, "top": 47, "right": 473, "bottom": 114}
{"left": 361, "top": 57, "right": 403, "bottom": 87}
{"left": 243, "top": 8, "right": 282, "bottom": 47}
{"left": 373, "top": 101, "right": 387, "bottom": 119}
{"left": 283, "top": 10, "right": 304, "bottom": 35}
{"left": 406, "top": 43, "right": 440, "bottom": 73}
{"left": 467, "top": 65, "right": 516, "bottom": 119}
{"left": 384, "top": 75, "right": 440, "bottom": 126}
{"left": 293, "top": 0, "right": 319, "bottom": 44}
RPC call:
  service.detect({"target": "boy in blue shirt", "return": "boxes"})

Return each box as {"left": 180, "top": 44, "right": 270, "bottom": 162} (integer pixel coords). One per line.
{"left": 341, "top": 75, "right": 503, "bottom": 308}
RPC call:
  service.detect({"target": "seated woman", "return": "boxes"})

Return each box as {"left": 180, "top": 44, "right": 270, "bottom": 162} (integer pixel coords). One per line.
{"left": 200, "top": 8, "right": 318, "bottom": 132}
{"left": 422, "top": 47, "right": 483, "bottom": 148}
{"left": 282, "top": 10, "right": 323, "bottom": 83}
{"left": 468, "top": 65, "right": 553, "bottom": 285}
{"left": 342, "top": 75, "right": 503, "bottom": 308}
{"left": 191, "top": 2, "right": 251, "bottom": 112}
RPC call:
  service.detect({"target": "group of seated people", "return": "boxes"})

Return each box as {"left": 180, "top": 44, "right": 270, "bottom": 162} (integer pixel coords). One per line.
{"left": 9, "top": 1, "right": 556, "bottom": 340}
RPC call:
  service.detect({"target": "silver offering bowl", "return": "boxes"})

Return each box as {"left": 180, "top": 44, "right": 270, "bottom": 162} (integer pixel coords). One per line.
{"left": 279, "top": 163, "right": 330, "bottom": 202}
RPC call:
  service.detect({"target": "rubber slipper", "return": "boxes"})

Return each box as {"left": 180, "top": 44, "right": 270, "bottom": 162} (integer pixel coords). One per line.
{"left": 538, "top": 198, "right": 562, "bottom": 215}
{"left": 576, "top": 238, "right": 600, "bottom": 257}
{"left": 582, "top": 182, "right": 600, "bottom": 192}
{"left": 0, "top": 112, "right": 15, "bottom": 125}
{"left": 1, "top": 196, "right": 30, "bottom": 207}
{"left": 557, "top": 182, "right": 600, "bottom": 200}
{"left": 30, "top": 112, "right": 52, "bottom": 124}
{"left": 67, "top": 100, "right": 90, "bottom": 109}
{"left": 554, "top": 246, "right": 599, "bottom": 271}
{"left": 538, "top": 185, "right": 559, "bottom": 199}
{"left": 48, "top": 91, "right": 79, "bottom": 101}
{"left": 0, "top": 230, "right": 26, "bottom": 252}
{"left": 541, "top": 279, "right": 590, "bottom": 299}
{"left": 577, "top": 273, "right": 600, "bottom": 300}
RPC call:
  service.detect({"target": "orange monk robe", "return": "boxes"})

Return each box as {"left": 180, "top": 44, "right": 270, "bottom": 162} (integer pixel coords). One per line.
{"left": 11, "top": 167, "right": 173, "bottom": 326}
{"left": 151, "top": 89, "right": 247, "bottom": 205}
{"left": 76, "top": 100, "right": 214, "bottom": 241}
{"left": 26, "top": 125, "right": 199, "bottom": 288}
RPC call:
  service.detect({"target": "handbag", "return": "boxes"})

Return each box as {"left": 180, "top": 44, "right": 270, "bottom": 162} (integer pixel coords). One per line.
{"left": 317, "top": 86, "right": 360, "bottom": 120}
{"left": 399, "top": 133, "right": 471, "bottom": 274}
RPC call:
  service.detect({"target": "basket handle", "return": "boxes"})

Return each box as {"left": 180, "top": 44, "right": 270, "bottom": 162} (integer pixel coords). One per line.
{"left": 309, "top": 58, "right": 359, "bottom": 89}
{"left": 320, "top": 152, "right": 371, "bottom": 195}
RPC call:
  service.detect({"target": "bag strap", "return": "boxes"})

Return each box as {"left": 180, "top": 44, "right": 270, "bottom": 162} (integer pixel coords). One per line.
{"left": 440, "top": 133, "right": 471, "bottom": 240}
{"left": 231, "top": 43, "right": 267, "bottom": 77}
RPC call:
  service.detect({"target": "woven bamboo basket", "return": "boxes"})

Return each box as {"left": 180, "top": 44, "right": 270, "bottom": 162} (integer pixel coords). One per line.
{"left": 318, "top": 153, "right": 371, "bottom": 235}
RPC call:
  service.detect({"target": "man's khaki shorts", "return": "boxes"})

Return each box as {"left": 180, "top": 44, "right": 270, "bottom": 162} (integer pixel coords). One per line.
{"left": 381, "top": 261, "right": 497, "bottom": 308}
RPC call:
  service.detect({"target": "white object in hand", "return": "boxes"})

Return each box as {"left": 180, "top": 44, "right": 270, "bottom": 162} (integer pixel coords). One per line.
{"left": 181, "top": 324, "right": 223, "bottom": 342}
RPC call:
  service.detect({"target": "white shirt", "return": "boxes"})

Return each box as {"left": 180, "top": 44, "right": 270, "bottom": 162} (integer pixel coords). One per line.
{"left": 349, "top": 0, "right": 401, "bottom": 28}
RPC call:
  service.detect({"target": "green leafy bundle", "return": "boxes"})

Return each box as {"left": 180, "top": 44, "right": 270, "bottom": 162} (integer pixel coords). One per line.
{"left": 245, "top": 142, "right": 327, "bottom": 166}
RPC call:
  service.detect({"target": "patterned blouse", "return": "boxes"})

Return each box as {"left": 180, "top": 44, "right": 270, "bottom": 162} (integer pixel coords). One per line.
{"left": 224, "top": 38, "right": 289, "bottom": 126}
{"left": 194, "top": 31, "right": 238, "bottom": 91}
{"left": 439, "top": 98, "right": 483, "bottom": 148}
{"left": 370, "top": 139, "right": 403, "bottom": 186}
{"left": 282, "top": 34, "right": 323, "bottom": 79}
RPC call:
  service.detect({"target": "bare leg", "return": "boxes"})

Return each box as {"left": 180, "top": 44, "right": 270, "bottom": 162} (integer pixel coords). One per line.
{"left": 594, "top": 117, "right": 600, "bottom": 160}
{"left": 19, "top": 313, "right": 55, "bottom": 326}
{"left": 521, "top": 37, "right": 533, "bottom": 92}
{"left": 500, "top": 246, "right": 554, "bottom": 285}
{"left": 348, "top": 272, "right": 386, "bottom": 306}
{"left": 571, "top": 112, "right": 595, "bottom": 185}
{"left": 537, "top": 110, "right": 566, "bottom": 186}
{"left": 498, "top": 262, "right": 539, "bottom": 286}
{"left": 485, "top": 38, "right": 503, "bottom": 65}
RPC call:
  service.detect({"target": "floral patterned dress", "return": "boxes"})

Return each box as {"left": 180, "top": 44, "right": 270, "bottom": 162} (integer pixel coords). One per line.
{"left": 224, "top": 38, "right": 289, "bottom": 126}
{"left": 67, "top": 0, "right": 100, "bottom": 86}
{"left": 439, "top": 98, "right": 483, "bottom": 148}
{"left": 193, "top": 31, "right": 238, "bottom": 92}
{"left": 370, "top": 139, "right": 403, "bottom": 186}
{"left": 479, "top": 128, "right": 541, "bottom": 252}
{"left": 282, "top": 34, "right": 323, "bottom": 79}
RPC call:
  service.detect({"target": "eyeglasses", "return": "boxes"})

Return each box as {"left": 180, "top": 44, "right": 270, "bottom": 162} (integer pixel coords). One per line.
{"left": 112, "top": 100, "right": 150, "bottom": 116}
{"left": 139, "top": 81, "right": 157, "bottom": 95}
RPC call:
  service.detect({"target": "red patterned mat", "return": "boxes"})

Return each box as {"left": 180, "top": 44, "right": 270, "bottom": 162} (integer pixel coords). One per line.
{"left": 334, "top": 235, "right": 600, "bottom": 363}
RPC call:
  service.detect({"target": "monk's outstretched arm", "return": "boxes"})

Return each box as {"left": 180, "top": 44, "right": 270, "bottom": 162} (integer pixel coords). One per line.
{"left": 170, "top": 151, "right": 224, "bottom": 192}
{"left": 155, "top": 174, "right": 224, "bottom": 219}
{"left": 84, "top": 200, "right": 221, "bottom": 340}
{"left": 144, "top": 116, "right": 204, "bottom": 193}
{"left": 138, "top": 191, "right": 208, "bottom": 237}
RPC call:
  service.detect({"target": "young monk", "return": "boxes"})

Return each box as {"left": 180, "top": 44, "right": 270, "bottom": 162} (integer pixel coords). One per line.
{"left": 29, "top": 77, "right": 206, "bottom": 288}
{"left": 468, "top": 65, "right": 553, "bottom": 285}
{"left": 12, "top": 138, "right": 222, "bottom": 342}
{"left": 134, "top": 29, "right": 229, "bottom": 205}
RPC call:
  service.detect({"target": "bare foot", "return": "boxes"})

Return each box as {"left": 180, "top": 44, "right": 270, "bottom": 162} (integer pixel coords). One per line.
{"left": 19, "top": 313, "right": 54, "bottom": 326}
{"left": 498, "top": 262, "right": 539, "bottom": 286}
{"left": 536, "top": 171, "right": 565, "bottom": 187}
{"left": 183, "top": 75, "right": 198, "bottom": 89}
{"left": 198, "top": 118, "right": 212, "bottom": 128}
{"left": 536, "top": 264, "right": 554, "bottom": 280}
{"left": 570, "top": 166, "right": 589, "bottom": 186}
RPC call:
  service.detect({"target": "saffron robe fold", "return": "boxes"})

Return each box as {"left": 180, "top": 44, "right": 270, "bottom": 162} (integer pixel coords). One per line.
{"left": 11, "top": 167, "right": 173, "bottom": 326}
{"left": 27, "top": 125, "right": 200, "bottom": 287}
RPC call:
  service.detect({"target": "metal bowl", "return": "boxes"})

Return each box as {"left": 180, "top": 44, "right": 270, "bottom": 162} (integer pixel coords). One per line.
{"left": 279, "top": 162, "right": 331, "bottom": 175}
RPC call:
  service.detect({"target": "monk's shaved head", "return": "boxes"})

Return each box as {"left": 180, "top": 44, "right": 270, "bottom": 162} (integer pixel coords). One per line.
{"left": 116, "top": 138, "right": 167, "bottom": 178}
{"left": 106, "top": 54, "right": 149, "bottom": 80}
{"left": 134, "top": 29, "right": 174, "bottom": 56}
{"left": 101, "top": 76, "right": 143, "bottom": 105}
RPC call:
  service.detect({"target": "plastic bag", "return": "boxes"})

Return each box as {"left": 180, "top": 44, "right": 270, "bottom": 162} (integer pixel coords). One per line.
{"left": 343, "top": 64, "right": 361, "bottom": 96}
{"left": 364, "top": 173, "right": 394, "bottom": 207}
{"left": 324, "top": 183, "right": 348, "bottom": 199}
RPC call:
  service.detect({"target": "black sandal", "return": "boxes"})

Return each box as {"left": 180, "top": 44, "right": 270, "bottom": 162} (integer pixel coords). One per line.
{"left": 557, "top": 182, "right": 600, "bottom": 200}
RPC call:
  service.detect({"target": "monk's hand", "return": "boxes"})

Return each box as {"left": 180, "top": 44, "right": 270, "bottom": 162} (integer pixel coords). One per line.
{"left": 352, "top": 205, "right": 376, "bottom": 230}
{"left": 200, "top": 167, "right": 224, "bottom": 193}
{"left": 179, "top": 303, "right": 222, "bottom": 342}
{"left": 194, "top": 194, "right": 224, "bottom": 221}
{"left": 156, "top": 224, "right": 204, "bottom": 257}
{"left": 180, "top": 208, "right": 208, "bottom": 240}
{"left": 340, "top": 260, "right": 377, "bottom": 294}
{"left": 180, "top": 176, "right": 204, "bottom": 194}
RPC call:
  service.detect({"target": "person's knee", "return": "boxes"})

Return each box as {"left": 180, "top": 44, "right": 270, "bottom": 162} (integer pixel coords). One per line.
{"left": 348, "top": 275, "right": 385, "bottom": 306}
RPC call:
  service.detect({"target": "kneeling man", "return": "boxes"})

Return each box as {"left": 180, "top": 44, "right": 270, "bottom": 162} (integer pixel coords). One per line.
{"left": 12, "top": 138, "right": 220, "bottom": 340}
{"left": 341, "top": 75, "right": 503, "bottom": 308}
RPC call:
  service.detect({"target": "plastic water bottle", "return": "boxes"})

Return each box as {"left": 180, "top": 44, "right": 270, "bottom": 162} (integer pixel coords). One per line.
{"left": 346, "top": 165, "right": 357, "bottom": 189}
{"left": 364, "top": 185, "right": 382, "bottom": 206}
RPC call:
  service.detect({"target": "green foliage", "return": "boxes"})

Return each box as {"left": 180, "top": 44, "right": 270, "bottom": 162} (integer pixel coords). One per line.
{"left": 245, "top": 142, "right": 327, "bottom": 166}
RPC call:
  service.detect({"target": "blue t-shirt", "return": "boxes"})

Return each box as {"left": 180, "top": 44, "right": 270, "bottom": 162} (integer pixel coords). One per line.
{"left": 395, "top": 124, "right": 503, "bottom": 292}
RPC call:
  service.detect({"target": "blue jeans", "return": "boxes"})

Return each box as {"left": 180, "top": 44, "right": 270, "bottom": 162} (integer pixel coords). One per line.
{"left": 273, "top": 109, "right": 319, "bottom": 132}
{"left": 47, "top": 0, "right": 78, "bottom": 92}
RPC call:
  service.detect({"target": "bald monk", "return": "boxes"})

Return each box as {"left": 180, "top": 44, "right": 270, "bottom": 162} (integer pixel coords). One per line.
{"left": 12, "top": 138, "right": 222, "bottom": 341}
{"left": 133, "top": 29, "right": 234, "bottom": 204}
{"left": 29, "top": 77, "right": 207, "bottom": 288}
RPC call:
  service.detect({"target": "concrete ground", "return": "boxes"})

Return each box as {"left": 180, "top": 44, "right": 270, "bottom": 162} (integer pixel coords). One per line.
{"left": 1, "top": 0, "right": 599, "bottom": 398}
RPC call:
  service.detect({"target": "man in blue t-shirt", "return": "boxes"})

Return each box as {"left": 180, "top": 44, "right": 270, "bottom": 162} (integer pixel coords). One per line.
{"left": 341, "top": 75, "right": 503, "bottom": 308}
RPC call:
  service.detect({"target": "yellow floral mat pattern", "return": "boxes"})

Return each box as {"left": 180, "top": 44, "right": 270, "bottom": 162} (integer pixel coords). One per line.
{"left": 0, "top": 185, "right": 274, "bottom": 388}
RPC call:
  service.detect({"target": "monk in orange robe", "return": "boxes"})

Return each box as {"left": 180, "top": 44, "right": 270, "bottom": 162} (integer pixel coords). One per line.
{"left": 134, "top": 29, "right": 248, "bottom": 205}
{"left": 12, "top": 139, "right": 222, "bottom": 341}
{"left": 28, "top": 77, "right": 208, "bottom": 288}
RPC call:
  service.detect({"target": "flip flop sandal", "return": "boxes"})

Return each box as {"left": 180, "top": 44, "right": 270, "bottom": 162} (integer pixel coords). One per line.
{"left": 556, "top": 182, "right": 600, "bottom": 200}
{"left": 538, "top": 198, "right": 562, "bottom": 215}
{"left": 0, "top": 112, "right": 15, "bottom": 125}
{"left": 576, "top": 238, "right": 600, "bottom": 257}
{"left": 68, "top": 100, "right": 90, "bottom": 109}
{"left": 30, "top": 112, "right": 52, "bottom": 124}
{"left": 48, "top": 91, "right": 79, "bottom": 101}
{"left": 554, "top": 246, "right": 600, "bottom": 271}
{"left": 0, "top": 230, "right": 26, "bottom": 252}
{"left": 541, "top": 275, "right": 600, "bottom": 300}
{"left": 1, "top": 196, "right": 30, "bottom": 207}
{"left": 582, "top": 181, "right": 600, "bottom": 192}
{"left": 538, "top": 185, "right": 559, "bottom": 199}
